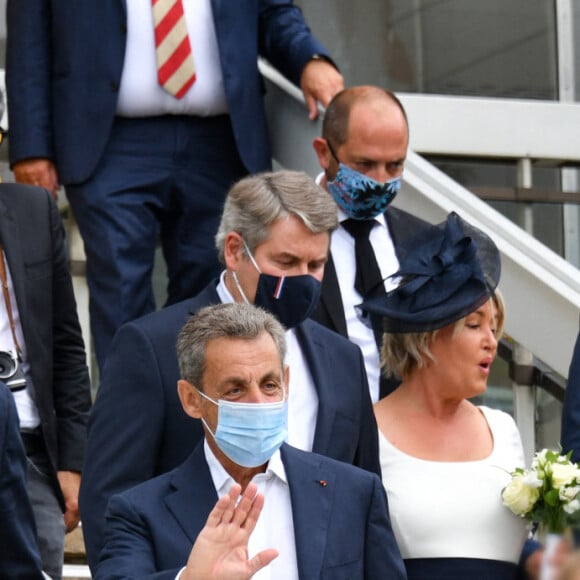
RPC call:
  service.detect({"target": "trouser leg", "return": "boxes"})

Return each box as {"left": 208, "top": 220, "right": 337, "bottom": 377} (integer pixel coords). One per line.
{"left": 25, "top": 447, "right": 65, "bottom": 580}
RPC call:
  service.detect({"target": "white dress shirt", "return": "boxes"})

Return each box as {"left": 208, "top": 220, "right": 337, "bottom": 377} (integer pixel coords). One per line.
{"left": 217, "top": 272, "right": 319, "bottom": 451}
{"left": 117, "top": 0, "right": 228, "bottom": 116}
{"left": 204, "top": 441, "right": 299, "bottom": 579}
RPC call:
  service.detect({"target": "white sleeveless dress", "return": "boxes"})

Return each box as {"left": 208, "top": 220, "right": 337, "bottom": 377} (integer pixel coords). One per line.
{"left": 379, "top": 406, "right": 528, "bottom": 576}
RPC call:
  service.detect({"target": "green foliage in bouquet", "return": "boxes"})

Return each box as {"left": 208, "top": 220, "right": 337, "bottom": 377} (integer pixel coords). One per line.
{"left": 502, "top": 449, "right": 580, "bottom": 534}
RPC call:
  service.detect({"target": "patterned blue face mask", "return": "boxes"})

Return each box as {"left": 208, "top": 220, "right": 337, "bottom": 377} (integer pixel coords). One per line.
{"left": 327, "top": 163, "right": 402, "bottom": 220}
{"left": 197, "top": 388, "right": 288, "bottom": 468}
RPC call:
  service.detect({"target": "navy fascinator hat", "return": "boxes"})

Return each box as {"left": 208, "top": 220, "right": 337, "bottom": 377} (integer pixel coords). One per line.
{"left": 361, "top": 212, "right": 501, "bottom": 333}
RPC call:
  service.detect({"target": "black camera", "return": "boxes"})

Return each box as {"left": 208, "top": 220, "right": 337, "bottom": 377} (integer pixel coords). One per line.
{"left": 0, "top": 350, "right": 26, "bottom": 392}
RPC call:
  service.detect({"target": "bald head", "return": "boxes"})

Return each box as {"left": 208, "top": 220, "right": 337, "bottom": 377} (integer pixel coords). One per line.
{"left": 322, "top": 86, "right": 408, "bottom": 148}
{"left": 314, "top": 86, "right": 409, "bottom": 187}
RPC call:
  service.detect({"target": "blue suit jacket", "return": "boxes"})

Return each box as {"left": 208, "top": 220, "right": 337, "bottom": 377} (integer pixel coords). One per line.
{"left": 80, "top": 281, "right": 379, "bottom": 569}
{"left": 6, "top": 0, "right": 329, "bottom": 184}
{"left": 562, "top": 330, "right": 580, "bottom": 463}
{"left": 0, "top": 383, "right": 44, "bottom": 579}
{"left": 95, "top": 442, "right": 406, "bottom": 580}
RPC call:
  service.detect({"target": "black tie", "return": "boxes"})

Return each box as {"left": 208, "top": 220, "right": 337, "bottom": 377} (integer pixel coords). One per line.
{"left": 341, "top": 219, "right": 385, "bottom": 299}
{"left": 342, "top": 218, "right": 399, "bottom": 399}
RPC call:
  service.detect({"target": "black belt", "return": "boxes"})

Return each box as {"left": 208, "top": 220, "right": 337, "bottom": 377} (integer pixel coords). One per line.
{"left": 20, "top": 429, "right": 45, "bottom": 455}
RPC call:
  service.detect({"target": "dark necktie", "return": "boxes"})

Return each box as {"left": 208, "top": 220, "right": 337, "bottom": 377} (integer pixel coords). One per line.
{"left": 341, "top": 219, "right": 385, "bottom": 299}
{"left": 342, "top": 219, "right": 399, "bottom": 398}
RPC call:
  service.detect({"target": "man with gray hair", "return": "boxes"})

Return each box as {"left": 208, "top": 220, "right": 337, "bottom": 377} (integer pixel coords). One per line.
{"left": 80, "top": 170, "right": 380, "bottom": 570}
{"left": 95, "top": 302, "right": 405, "bottom": 579}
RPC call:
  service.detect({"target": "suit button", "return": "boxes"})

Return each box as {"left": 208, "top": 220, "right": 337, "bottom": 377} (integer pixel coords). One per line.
{"left": 110, "top": 81, "right": 119, "bottom": 92}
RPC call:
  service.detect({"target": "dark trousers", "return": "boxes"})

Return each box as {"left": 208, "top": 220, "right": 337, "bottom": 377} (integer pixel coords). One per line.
{"left": 66, "top": 114, "right": 248, "bottom": 369}
{"left": 22, "top": 431, "right": 65, "bottom": 580}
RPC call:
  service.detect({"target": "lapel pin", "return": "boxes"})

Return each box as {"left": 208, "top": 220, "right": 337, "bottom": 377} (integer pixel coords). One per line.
{"left": 317, "top": 479, "right": 327, "bottom": 487}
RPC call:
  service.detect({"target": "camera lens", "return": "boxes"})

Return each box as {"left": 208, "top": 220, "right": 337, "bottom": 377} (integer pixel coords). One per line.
{"left": 0, "top": 351, "right": 17, "bottom": 379}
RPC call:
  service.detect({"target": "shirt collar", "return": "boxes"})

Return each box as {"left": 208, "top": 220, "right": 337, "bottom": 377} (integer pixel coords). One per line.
{"left": 216, "top": 270, "right": 234, "bottom": 304}
{"left": 203, "top": 439, "right": 287, "bottom": 497}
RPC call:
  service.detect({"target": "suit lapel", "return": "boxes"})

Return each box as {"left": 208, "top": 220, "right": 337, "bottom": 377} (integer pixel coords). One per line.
{"left": 0, "top": 199, "right": 27, "bottom": 322}
{"left": 282, "top": 445, "right": 334, "bottom": 579}
{"left": 164, "top": 443, "right": 218, "bottom": 544}
{"left": 294, "top": 322, "right": 336, "bottom": 456}
{"left": 318, "top": 255, "right": 348, "bottom": 336}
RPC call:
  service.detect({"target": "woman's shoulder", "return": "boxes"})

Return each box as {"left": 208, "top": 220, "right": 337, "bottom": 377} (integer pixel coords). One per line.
{"left": 477, "top": 405, "right": 517, "bottom": 430}
{"left": 478, "top": 405, "right": 525, "bottom": 465}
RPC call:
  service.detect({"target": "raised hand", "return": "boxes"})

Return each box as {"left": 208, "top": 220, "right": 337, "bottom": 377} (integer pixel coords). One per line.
{"left": 181, "top": 483, "right": 278, "bottom": 580}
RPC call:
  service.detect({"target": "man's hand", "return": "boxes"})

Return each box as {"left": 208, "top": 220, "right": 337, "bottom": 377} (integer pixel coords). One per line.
{"left": 300, "top": 59, "right": 344, "bottom": 120}
{"left": 57, "top": 470, "right": 81, "bottom": 533}
{"left": 181, "top": 483, "right": 278, "bottom": 580}
{"left": 13, "top": 159, "right": 60, "bottom": 201}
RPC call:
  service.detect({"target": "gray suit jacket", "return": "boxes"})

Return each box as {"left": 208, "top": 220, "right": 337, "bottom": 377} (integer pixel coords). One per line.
{"left": 0, "top": 184, "right": 91, "bottom": 504}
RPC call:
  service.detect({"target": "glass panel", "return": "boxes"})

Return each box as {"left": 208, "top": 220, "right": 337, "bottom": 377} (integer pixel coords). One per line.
{"left": 296, "top": 0, "right": 558, "bottom": 99}
{"left": 425, "top": 156, "right": 564, "bottom": 255}
{"left": 536, "top": 389, "right": 563, "bottom": 451}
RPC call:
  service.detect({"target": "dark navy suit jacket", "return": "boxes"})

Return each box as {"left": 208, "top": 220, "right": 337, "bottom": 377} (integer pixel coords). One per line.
{"left": 95, "top": 442, "right": 406, "bottom": 580}
{"left": 6, "top": 0, "right": 330, "bottom": 183}
{"left": 0, "top": 382, "right": 44, "bottom": 579}
{"left": 562, "top": 330, "right": 580, "bottom": 463}
{"left": 80, "top": 281, "right": 380, "bottom": 569}
{"left": 0, "top": 184, "right": 91, "bottom": 506}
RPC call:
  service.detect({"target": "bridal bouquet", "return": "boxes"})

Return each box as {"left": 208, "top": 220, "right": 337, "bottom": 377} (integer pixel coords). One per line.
{"left": 502, "top": 449, "right": 580, "bottom": 533}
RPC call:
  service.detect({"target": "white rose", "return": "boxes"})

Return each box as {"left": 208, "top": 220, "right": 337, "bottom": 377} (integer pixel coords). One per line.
{"left": 551, "top": 463, "right": 578, "bottom": 489}
{"left": 559, "top": 485, "right": 580, "bottom": 502}
{"left": 532, "top": 449, "right": 549, "bottom": 469}
{"left": 563, "top": 499, "right": 580, "bottom": 515}
{"left": 523, "top": 471, "right": 543, "bottom": 488}
{"left": 502, "top": 474, "right": 540, "bottom": 516}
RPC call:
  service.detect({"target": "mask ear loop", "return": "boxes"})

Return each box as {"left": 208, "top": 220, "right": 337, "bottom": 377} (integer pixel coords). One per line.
{"left": 230, "top": 237, "right": 262, "bottom": 304}
{"left": 231, "top": 271, "right": 251, "bottom": 305}
{"left": 195, "top": 388, "right": 219, "bottom": 441}
{"left": 241, "top": 238, "right": 262, "bottom": 273}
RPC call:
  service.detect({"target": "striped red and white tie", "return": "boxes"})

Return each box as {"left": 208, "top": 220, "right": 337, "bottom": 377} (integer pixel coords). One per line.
{"left": 152, "top": 0, "right": 196, "bottom": 99}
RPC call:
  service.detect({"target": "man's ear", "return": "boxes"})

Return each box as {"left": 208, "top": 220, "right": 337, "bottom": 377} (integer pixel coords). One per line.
{"left": 223, "top": 231, "right": 244, "bottom": 271}
{"left": 313, "top": 137, "right": 332, "bottom": 170}
{"left": 178, "top": 380, "right": 204, "bottom": 419}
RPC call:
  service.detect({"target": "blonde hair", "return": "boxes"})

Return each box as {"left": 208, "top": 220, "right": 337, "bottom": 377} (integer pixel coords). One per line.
{"left": 381, "top": 290, "right": 505, "bottom": 380}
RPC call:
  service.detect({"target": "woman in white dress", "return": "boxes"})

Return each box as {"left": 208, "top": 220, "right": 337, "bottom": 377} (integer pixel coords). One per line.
{"left": 362, "top": 212, "right": 531, "bottom": 579}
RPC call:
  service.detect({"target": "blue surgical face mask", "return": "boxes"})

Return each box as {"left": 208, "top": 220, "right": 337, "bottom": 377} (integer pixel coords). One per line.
{"left": 231, "top": 240, "right": 322, "bottom": 329}
{"left": 197, "top": 388, "right": 288, "bottom": 468}
{"left": 327, "top": 162, "right": 402, "bottom": 220}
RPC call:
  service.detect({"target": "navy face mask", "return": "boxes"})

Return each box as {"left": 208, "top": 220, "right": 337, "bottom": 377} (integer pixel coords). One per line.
{"left": 232, "top": 241, "right": 322, "bottom": 329}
